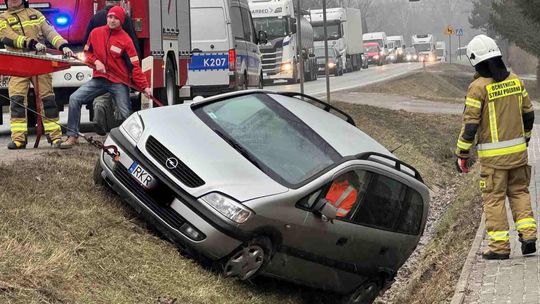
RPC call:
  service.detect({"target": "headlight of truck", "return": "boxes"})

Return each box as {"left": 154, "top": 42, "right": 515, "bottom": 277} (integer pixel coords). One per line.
{"left": 200, "top": 193, "right": 253, "bottom": 224}
{"left": 121, "top": 113, "right": 144, "bottom": 143}
{"left": 281, "top": 63, "right": 293, "bottom": 71}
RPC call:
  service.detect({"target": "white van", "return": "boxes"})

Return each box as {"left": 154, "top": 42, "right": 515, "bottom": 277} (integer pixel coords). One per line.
{"left": 189, "top": 0, "right": 264, "bottom": 97}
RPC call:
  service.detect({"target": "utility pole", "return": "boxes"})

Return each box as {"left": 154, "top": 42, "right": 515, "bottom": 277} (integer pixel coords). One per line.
{"left": 323, "top": 0, "right": 330, "bottom": 103}
{"left": 296, "top": 0, "right": 304, "bottom": 94}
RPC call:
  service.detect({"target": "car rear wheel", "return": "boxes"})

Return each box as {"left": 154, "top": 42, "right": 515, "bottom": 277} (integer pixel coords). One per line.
{"left": 343, "top": 279, "right": 382, "bottom": 304}
{"left": 222, "top": 236, "right": 272, "bottom": 281}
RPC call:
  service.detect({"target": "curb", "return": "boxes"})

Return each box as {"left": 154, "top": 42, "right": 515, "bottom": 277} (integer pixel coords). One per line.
{"left": 450, "top": 213, "right": 485, "bottom": 304}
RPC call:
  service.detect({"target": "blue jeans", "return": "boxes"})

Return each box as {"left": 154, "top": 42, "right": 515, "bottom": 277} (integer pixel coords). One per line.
{"left": 66, "top": 77, "right": 131, "bottom": 137}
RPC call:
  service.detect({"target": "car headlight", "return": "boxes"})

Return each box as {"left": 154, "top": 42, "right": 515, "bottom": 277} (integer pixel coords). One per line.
{"left": 200, "top": 193, "right": 253, "bottom": 224}
{"left": 413, "top": 55, "right": 418, "bottom": 60}
{"left": 328, "top": 62, "right": 336, "bottom": 68}
{"left": 121, "top": 113, "right": 144, "bottom": 143}
{"left": 374, "top": 55, "right": 379, "bottom": 59}
{"left": 406, "top": 55, "right": 412, "bottom": 60}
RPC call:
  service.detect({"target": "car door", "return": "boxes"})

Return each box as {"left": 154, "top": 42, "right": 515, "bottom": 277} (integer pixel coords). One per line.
{"left": 229, "top": 0, "right": 248, "bottom": 89}
{"left": 273, "top": 169, "right": 373, "bottom": 292}
{"left": 239, "top": 3, "right": 261, "bottom": 87}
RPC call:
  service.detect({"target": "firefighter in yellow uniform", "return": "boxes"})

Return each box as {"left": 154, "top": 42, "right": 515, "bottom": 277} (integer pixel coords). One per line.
{"left": 0, "top": 0, "right": 73, "bottom": 149}
{"left": 455, "top": 34, "right": 537, "bottom": 260}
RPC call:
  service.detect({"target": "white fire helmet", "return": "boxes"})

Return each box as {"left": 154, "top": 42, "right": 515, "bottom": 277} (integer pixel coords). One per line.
{"left": 466, "top": 34, "right": 502, "bottom": 66}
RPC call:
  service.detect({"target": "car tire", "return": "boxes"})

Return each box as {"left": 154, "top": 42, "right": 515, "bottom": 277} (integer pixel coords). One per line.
{"left": 343, "top": 279, "right": 382, "bottom": 304}
{"left": 93, "top": 158, "right": 107, "bottom": 187}
{"left": 221, "top": 236, "right": 272, "bottom": 281}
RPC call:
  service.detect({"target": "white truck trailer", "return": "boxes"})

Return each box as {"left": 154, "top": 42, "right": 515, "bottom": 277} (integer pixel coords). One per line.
{"left": 412, "top": 34, "right": 436, "bottom": 62}
{"left": 435, "top": 41, "right": 447, "bottom": 62}
{"left": 362, "top": 32, "right": 387, "bottom": 65}
{"left": 307, "top": 8, "right": 365, "bottom": 71}
{"left": 250, "top": 0, "right": 318, "bottom": 84}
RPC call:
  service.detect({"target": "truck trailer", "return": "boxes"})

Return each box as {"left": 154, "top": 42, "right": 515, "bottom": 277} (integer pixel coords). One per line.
{"left": 250, "top": 0, "right": 318, "bottom": 84}
{"left": 307, "top": 7, "right": 365, "bottom": 71}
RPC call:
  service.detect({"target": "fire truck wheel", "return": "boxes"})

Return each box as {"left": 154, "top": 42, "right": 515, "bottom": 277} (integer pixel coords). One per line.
{"left": 165, "top": 57, "right": 178, "bottom": 105}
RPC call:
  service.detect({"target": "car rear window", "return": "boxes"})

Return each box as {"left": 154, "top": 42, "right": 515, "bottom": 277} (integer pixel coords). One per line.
{"left": 194, "top": 94, "right": 342, "bottom": 186}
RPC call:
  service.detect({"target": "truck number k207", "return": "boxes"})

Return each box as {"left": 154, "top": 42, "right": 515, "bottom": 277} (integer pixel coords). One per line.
{"left": 203, "top": 58, "right": 227, "bottom": 67}
{"left": 189, "top": 53, "right": 229, "bottom": 71}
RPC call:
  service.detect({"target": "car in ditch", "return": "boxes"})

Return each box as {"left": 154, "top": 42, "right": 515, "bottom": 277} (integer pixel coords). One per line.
{"left": 94, "top": 90, "right": 430, "bottom": 304}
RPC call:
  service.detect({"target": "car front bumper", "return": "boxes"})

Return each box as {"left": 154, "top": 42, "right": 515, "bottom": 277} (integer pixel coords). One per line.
{"left": 98, "top": 129, "right": 244, "bottom": 260}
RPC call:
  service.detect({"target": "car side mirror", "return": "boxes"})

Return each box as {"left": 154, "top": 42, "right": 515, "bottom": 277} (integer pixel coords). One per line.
{"left": 258, "top": 30, "right": 268, "bottom": 45}
{"left": 314, "top": 198, "right": 337, "bottom": 222}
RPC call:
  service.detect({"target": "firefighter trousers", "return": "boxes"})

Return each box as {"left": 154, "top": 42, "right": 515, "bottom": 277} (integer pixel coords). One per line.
{"left": 480, "top": 165, "right": 538, "bottom": 254}
{"left": 8, "top": 74, "right": 62, "bottom": 143}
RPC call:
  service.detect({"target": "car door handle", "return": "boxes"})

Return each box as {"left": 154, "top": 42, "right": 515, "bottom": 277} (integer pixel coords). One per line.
{"left": 379, "top": 246, "right": 389, "bottom": 255}
{"left": 336, "top": 237, "right": 348, "bottom": 246}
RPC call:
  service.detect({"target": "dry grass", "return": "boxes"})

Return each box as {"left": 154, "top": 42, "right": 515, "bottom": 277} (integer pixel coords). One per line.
{"left": 0, "top": 101, "right": 481, "bottom": 304}
{"left": 355, "top": 63, "right": 475, "bottom": 104}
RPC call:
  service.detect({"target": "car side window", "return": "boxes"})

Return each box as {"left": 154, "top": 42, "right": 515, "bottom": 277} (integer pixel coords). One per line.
{"left": 395, "top": 189, "right": 424, "bottom": 234}
{"left": 351, "top": 173, "right": 406, "bottom": 230}
{"left": 230, "top": 6, "right": 245, "bottom": 40}
{"left": 240, "top": 7, "right": 254, "bottom": 43}
{"left": 323, "top": 170, "right": 371, "bottom": 220}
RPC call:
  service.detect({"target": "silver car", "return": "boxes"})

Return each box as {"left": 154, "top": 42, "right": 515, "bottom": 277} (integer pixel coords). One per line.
{"left": 94, "top": 90, "right": 429, "bottom": 304}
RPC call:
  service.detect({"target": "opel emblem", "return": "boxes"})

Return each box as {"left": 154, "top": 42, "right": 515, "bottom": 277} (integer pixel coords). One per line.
{"left": 166, "top": 157, "right": 179, "bottom": 170}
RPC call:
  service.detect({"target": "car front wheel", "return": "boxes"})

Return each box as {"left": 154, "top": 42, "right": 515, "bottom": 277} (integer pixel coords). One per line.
{"left": 221, "top": 236, "right": 272, "bottom": 281}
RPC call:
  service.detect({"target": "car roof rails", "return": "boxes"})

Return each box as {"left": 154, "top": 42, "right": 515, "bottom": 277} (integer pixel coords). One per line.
{"left": 276, "top": 92, "right": 356, "bottom": 126}
{"left": 356, "top": 152, "right": 424, "bottom": 183}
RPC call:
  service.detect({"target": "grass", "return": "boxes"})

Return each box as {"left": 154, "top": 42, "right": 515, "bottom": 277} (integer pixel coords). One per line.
{"left": 0, "top": 99, "right": 481, "bottom": 303}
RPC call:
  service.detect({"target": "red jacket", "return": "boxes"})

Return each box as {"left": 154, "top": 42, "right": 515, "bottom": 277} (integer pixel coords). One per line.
{"left": 84, "top": 25, "right": 148, "bottom": 89}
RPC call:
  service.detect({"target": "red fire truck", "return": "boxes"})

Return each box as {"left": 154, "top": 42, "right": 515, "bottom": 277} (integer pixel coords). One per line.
{"left": 0, "top": 0, "right": 191, "bottom": 124}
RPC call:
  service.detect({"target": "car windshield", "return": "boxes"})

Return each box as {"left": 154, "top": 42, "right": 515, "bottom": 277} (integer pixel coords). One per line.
{"left": 253, "top": 17, "right": 289, "bottom": 40}
{"left": 365, "top": 45, "right": 379, "bottom": 52}
{"left": 195, "top": 94, "right": 341, "bottom": 185}
{"left": 314, "top": 47, "right": 335, "bottom": 58}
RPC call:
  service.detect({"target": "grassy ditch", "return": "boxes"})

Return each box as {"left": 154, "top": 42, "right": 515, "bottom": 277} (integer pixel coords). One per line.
{"left": 0, "top": 102, "right": 481, "bottom": 303}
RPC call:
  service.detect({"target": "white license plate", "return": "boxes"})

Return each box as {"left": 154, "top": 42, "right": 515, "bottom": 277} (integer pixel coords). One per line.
{"left": 0, "top": 75, "right": 9, "bottom": 88}
{"left": 128, "top": 162, "right": 157, "bottom": 189}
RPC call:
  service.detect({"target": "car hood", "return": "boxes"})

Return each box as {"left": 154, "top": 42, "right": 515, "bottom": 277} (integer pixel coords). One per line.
{"left": 135, "top": 105, "right": 289, "bottom": 202}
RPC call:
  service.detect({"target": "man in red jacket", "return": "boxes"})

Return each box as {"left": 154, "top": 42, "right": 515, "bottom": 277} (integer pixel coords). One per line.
{"left": 61, "top": 6, "right": 151, "bottom": 148}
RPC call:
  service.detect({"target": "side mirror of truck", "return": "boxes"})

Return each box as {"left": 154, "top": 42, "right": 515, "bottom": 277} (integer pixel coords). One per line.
{"left": 258, "top": 31, "right": 268, "bottom": 45}
{"left": 290, "top": 23, "right": 297, "bottom": 34}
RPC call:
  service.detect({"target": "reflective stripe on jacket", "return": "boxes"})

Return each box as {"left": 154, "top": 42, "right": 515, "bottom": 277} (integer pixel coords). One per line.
{"left": 0, "top": 7, "right": 67, "bottom": 52}
{"left": 455, "top": 73, "right": 534, "bottom": 169}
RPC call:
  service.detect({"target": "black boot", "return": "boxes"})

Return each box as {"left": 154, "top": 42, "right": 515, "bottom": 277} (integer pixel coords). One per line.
{"left": 7, "top": 141, "right": 26, "bottom": 150}
{"left": 482, "top": 251, "right": 510, "bottom": 260}
{"left": 521, "top": 239, "right": 536, "bottom": 255}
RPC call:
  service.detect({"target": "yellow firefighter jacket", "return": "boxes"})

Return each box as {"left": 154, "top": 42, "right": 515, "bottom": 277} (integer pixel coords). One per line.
{"left": 456, "top": 72, "right": 534, "bottom": 169}
{"left": 0, "top": 6, "right": 67, "bottom": 52}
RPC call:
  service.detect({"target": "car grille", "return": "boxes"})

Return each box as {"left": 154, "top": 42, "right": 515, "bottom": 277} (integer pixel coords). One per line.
{"left": 146, "top": 136, "right": 205, "bottom": 188}
{"left": 113, "top": 163, "right": 187, "bottom": 231}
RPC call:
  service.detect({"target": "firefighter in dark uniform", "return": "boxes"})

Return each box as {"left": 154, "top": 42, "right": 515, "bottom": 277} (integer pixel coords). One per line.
{"left": 455, "top": 34, "right": 537, "bottom": 260}
{"left": 0, "top": 0, "right": 73, "bottom": 149}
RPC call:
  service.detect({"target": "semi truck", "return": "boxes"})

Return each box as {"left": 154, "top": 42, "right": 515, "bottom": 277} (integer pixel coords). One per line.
{"left": 249, "top": 0, "right": 318, "bottom": 84}
{"left": 0, "top": 0, "right": 191, "bottom": 124}
{"left": 362, "top": 32, "right": 387, "bottom": 65}
{"left": 307, "top": 7, "right": 365, "bottom": 72}
{"left": 412, "top": 34, "right": 435, "bottom": 62}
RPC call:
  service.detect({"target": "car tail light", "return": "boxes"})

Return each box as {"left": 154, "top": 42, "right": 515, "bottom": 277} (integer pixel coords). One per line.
{"left": 229, "top": 49, "right": 236, "bottom": 71}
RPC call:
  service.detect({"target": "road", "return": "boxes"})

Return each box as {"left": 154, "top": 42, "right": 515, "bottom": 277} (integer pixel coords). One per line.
{"left": 0, "top": 62, "right": 426, "bottom": 134}
{"left": 267, "top": 61, "right": 425, "bottom": 97}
